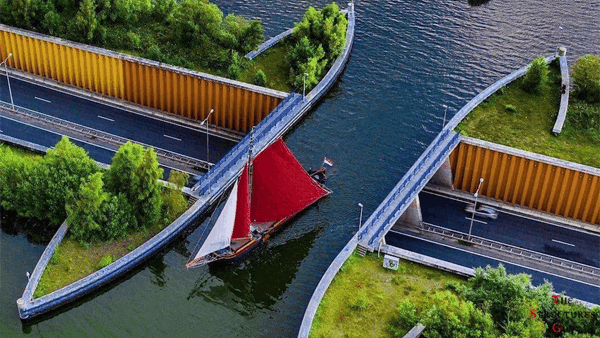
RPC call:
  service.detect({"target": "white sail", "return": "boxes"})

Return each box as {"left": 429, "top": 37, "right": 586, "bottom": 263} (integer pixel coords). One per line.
{"left": 193, "top": 181, "right": 238, "bottom": 260}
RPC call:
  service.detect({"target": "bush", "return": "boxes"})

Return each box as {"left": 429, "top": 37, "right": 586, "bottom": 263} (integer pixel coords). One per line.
{"left": 522, "top": 56, "right": 549, "bottom": 93}
{"left": 572, "top": 54, "right": 600, "bottom": 103}
{"left": 253, "top": 69, "right": 267, "bottom": 86}
{"left": 97, "top": 255, "right": 114, "bottom": 269}
{"left": 504, "top": 104, "right": 517, "bottom": 113}
{"left": 349, "top": 295, "right": 369, "bottom": 311}
{"left": 144, "top": 44, "right": 163, "bottom": 62}
{"left": 126, "top": 31, "right": 142, "bottom": 51}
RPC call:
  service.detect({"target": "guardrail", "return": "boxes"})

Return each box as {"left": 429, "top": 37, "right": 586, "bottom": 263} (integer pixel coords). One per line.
{"left": 553, "top": 49, "right": 570, "bottom": 134}
{"left": 422, "top": 223, "right": 600, "bottom": 280}
{"left": 246, "top": 28, "right": 293, "bottom": 60}
{"left": 0, "top": 101, "right": 211, "bottom": 170}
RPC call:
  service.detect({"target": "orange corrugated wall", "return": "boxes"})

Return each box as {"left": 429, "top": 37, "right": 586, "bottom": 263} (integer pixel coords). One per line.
{"left": 449, "top": 142, "right": 600, "bottom": 225}
{"left": 0, "top": 29, "right": 282, "bottom": 133}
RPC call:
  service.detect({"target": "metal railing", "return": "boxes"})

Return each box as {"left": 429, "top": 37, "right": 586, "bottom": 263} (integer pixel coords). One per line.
{"left": 422, "top": 223, "right": 600, "bottom": 280}
{"left": 0, "top": 101, "right": 211, "bottom": 170}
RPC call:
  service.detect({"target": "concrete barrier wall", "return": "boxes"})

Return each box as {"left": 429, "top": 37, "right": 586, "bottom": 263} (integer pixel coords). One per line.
{"left": 0, "top": 25, "right": 286, "bottom": 133}
{"left": 450, "top": 137, "right": 600, "bottom": 226}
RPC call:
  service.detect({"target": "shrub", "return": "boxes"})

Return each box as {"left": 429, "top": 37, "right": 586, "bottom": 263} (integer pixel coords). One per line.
{"left": 253, "top": 70, "right": 267, "bottom": 86}
{"left": 349, "top": 295, "right": 369, "bottom": 311}
{"left": 126, "top": 31, "right": 142, "bottom": 51}
{"left": 522, "top": 56, "right": 549, "bottom": 93}
{"left": 144, "top": 44, "right": 163, "bottom": 62}
{"left": 97, "top": 255, "right": 114, "bottom": 269}
{"left": 572, "top": 54, "right": 600, "bottom": 103}
{"left": 504, "top": 104, "right": 517, "bottom": 113}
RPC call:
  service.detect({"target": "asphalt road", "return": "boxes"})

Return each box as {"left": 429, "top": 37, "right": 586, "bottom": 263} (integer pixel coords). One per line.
{"left": 0, "top": 115, "right": 178, "bottom": 180}
{"left": 385, "top": 231, "right": 600, "bottom": 304}
{"left": 0, "top": 74, "right": 237, "bottom": 163}
{"left": 420, "top": 191, "right": 600, "bottom": 268}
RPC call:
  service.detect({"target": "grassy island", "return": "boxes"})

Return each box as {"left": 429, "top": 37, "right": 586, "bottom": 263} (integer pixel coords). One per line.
{"left": 457, "top": 55, "right": 600, "bottom": 168}
{"left": 311, "top": 253, "right": 600, "bottom": 338}
{"left": 0, "top": 137, "right": 190, "bottom": 298}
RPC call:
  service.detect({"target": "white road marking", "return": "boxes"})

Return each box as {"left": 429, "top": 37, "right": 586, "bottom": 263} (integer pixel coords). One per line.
{"left": 552, "top": 239, "right": 576, "bottom": 247}
{"left": 34, "top": 97, "right": 51, "bottom": 103}
{"left": 97, "top": 115, "right": 114, "bottom": 122}
{"left": 164, "top": 134, "right": 182, "bottom": 141}
{"left": 465, "top": 217, "right": 487, "bottom": 224}
{"left": 389, "top": 230, "right": 600, "bottom": 288}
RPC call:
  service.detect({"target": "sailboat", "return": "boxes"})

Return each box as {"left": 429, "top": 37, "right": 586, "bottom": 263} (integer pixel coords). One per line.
{"left": 186, "top": 138, "right": 332, "bottom": 268}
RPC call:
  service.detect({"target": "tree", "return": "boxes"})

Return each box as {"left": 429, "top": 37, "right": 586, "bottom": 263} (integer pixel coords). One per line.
{"left": 253, "top": 69, "right": 267, "bottom": 87}
{"left": 104, "top": 141, "right": 145, "bottom": 198}
{"left": 522, "top": 56, "right": 549, "bottom": 93}
{"left": 168, "top": 0, "right": 223, "bottom": 46}
{"left": 420, "top": 291, "right": 495, "bottom": 338}
{"left": 572, "top": 55, "right": 600, "bottom": 103}
{"left": 74, "top": 0, "right": 99, "bottom": 42}
{"left": 10, "top": 0, "right": 41, "bottom": 30}
{"left": 288, "top": 36, "right": 326, "bottom": 90}
{"left": 458, "top": 265, "right": 549, "bottom": 337}
{"left": 0, "top": 146, "right": 37, "bottom": 218}
{"left": 34, "top": 137, "right": 99, "bottom": 225}
{"left": 66, "top": 172, "right": 108, "bottom": 243}
{"left": 133, "top": 148, "right": 163, "bottom": 228}
{"left": 102, "top": 193, "right": 137, "bottom": 240}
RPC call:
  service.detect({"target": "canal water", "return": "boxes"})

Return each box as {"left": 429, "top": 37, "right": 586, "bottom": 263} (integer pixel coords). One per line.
{"left": 1, "top": 1, "right": 599, "bottom": 337}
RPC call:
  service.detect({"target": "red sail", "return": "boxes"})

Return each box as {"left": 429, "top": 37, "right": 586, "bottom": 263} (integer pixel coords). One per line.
{"left": 250, "top": 139, "right": 330, "bottom": 223}
{"left": 231, "top": 164, "right": 251, "bottom": 240}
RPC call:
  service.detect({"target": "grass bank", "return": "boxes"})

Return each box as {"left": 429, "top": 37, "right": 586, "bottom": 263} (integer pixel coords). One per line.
{"left": 34, "top": 222, "right": 165, "bottom": 298}
{"left": 310, "top": 252, "right": 466, "bottom": 338}
{"left": 456, "top": 64, "right": 600, "bottom": 168}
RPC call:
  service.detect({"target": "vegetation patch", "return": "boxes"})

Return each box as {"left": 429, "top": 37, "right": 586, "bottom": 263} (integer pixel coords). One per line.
{"left": 310, "top": 252, "right": 465, "bottom": 337}
{"left": 457, "top": 57, "right": 600, "bottom": 169}
{"left": 311, "top": 254, "right": 600, "bottom": 338}
{"left": 33, "top": 221, "right": 164, "bottom": 298}
{"left": 240, "top": 43, "right": 293, "bottom": 92}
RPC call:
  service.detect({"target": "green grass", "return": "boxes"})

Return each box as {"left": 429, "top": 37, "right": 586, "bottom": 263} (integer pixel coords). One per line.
{"left": 456, "top": 66, "right": 600, "bottom": 168}
{"left": 34, "top": 222, "right": 165, "bottom": 298}
{"left": 0, "top": 142, "right": 43, "bottom": 159}
{"left": 310, "top": 252, "right": 466, "bottom": 338}
{"left": 240, "top": 43, "right": 293, "bottom": 92}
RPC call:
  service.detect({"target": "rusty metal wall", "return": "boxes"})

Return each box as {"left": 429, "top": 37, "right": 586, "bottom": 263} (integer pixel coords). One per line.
{"left": 449, "top": 141, "right": 600, "bottom": 225}
{"left": 0, "top": 28, "right": 283, "bottom": 133}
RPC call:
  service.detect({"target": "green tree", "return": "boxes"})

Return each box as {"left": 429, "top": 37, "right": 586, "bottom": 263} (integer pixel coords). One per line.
{"left": 288, "top": 36, "right": 326, "bottom": 90}
{"left": 111, "top": 0, "right": 153, "bottom": 26}
{"left": 168, "top": 0, "right": 223, "bottom": 46}
{"left": 66, "top": 172, "right": 108, "bottom": 243}
{"left": 104, "top": 141, "right": 145, "bottom": 198}
{"left": 133, "top": 148, "right": 163, "bottom": 228}
{"left": 10, "top": 0, "right": 41, "bottom": 30}
{"left": 74, "top": 0, "right": 99, "bottom": 42}
{"left": 522, "top": 56, "right": 549, "bottom": 93}
{"left": 420, "top": 291, "right": 495, "bottom": 338}
{"left": 0, "top": 146, "right": 37, "bottom": 218}
{"left": 573, "top": 55, "right": 600, "bottom": 103}
{"left": 459, "top": 265, "right": 549, "bottom": 336}
{"left": 102, "top": 193, "right": 137, "bottom": 240}
{"left": 35, "top": 137, "right": 99, "bottom": 225}
{"left": 253, "top": 69, "right": 267, "bottom": 86}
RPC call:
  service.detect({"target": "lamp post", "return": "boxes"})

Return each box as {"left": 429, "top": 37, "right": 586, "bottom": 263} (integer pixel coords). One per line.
{"left": 358, "top": 203, "right": 364, "bottom": 229}
{"left": 442, "top": 104, "right": 448, "bottom": 128}
{"left": 200, "top": 109, "right": 214, "bottom": 166}
{"left": 1, "top": 53, "right": 14, "bottom": 110}
{"left": 468, "top": 178, "right": 484, "bottom": 241}
{"left": 303, "top": 72, "right": 308, "bottom": 101}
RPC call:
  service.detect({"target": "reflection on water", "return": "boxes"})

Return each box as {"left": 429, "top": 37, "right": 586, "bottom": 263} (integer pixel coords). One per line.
{"left": 2, "top": 1, "right": 600, "bottom": 337}
{"left": 0, "top": 207, "right": 55, "bottom": 245}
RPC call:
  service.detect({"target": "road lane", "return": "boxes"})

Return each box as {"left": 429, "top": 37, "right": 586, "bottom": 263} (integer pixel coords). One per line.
{"left": 385, "top": 231, "right": 600, "bottom": 304}
{"left": 0, "top": 75, "right": 237, "bottom": 163}
{"left": 419, "top": 191, "right": 600, "bottom": 268}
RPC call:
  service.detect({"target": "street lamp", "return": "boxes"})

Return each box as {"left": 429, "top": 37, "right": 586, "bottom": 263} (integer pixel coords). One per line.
{"left": 468, "top": 178, "right": 484, "bottom": 241}
{"left": 358, "top": 203, "right": 364, "bottom": 229}
{"left": 1, "top": 53, "right": 14, "bottom": 110}
{"left": 442, "top": 104, "right": 448, "bottom": 128}
{"left": 303, "top": 72, "right": 308, "bottom": 101}
{"left": 200, "top": 109, "right": 214, "bottom": 167}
